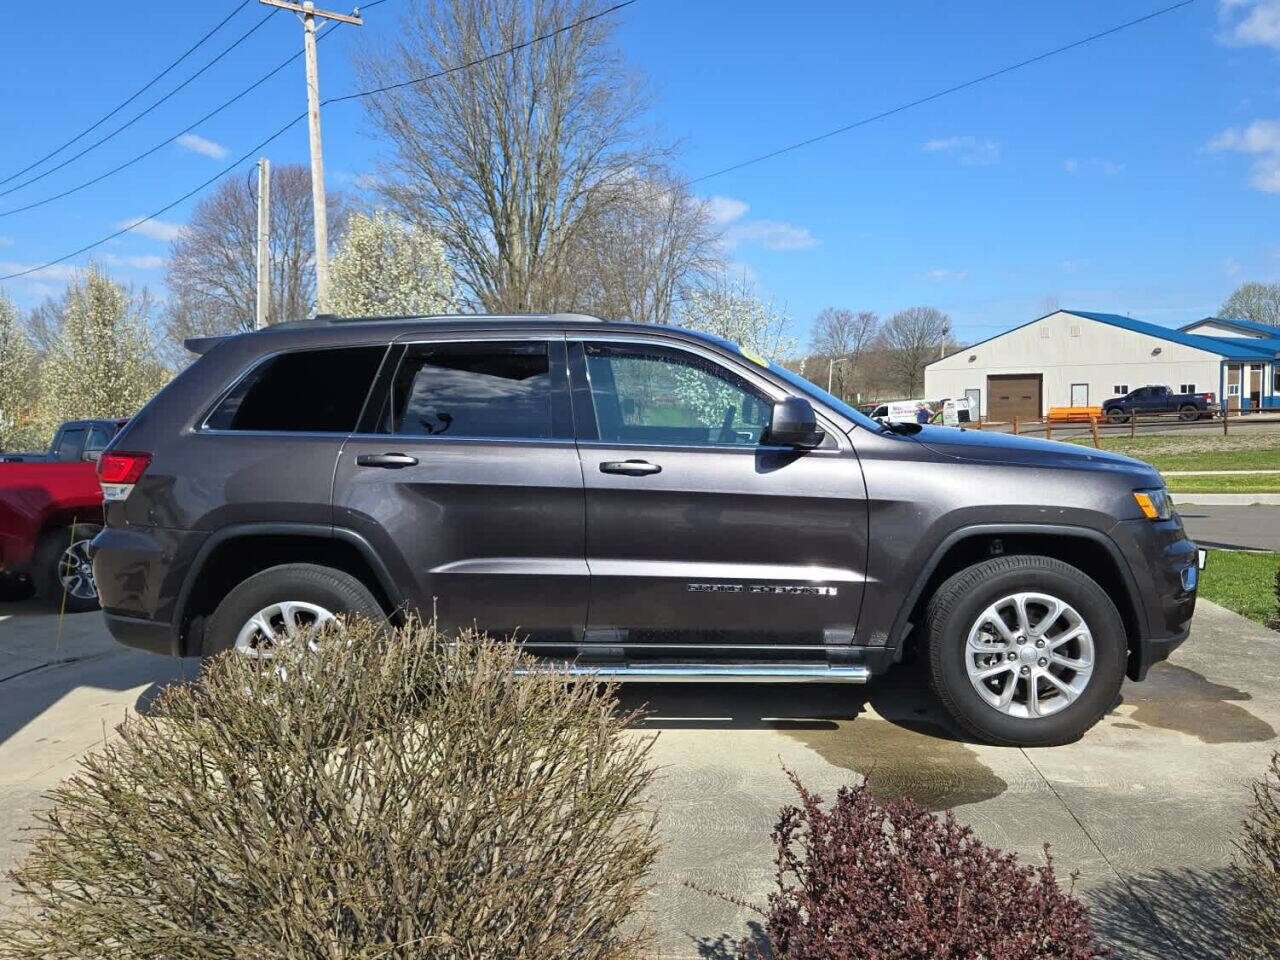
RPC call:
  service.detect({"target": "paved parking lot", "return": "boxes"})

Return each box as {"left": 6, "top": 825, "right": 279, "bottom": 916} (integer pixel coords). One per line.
{"left": 1, "top": 598, "right": 1277, "bottom": 958}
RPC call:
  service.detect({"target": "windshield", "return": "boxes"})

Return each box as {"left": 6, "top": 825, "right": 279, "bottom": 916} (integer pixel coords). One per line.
{"left": 764, "top": 361, "right": 881, "bottom": 431}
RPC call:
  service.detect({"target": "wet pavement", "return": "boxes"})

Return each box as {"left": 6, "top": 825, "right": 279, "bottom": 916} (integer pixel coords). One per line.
{"left": 1, "top": 597, "right": 1277, "bottom": 959}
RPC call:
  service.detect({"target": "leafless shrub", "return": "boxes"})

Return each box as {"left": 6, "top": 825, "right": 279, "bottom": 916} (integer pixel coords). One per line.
{"left": 0, "top": 619, "right": 657, "bottom": 959}
{"left": 1236, "top": 752, "right": 1280, "bottom": 958}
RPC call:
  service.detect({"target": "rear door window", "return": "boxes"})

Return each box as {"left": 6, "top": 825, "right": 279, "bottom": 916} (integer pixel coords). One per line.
{"left": 380, "top": 341, "right": 569, "bottom": 440}
{"left": 206, "top": 346, "right": 386, "bottom": 432}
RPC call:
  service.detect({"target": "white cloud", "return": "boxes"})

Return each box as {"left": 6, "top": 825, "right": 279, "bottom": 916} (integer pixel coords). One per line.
{"left": 924, "top": 136, "right": 1000, "bottom": 166}
{"left": 1063, "top": 157, "right": 1125, "bottom": 176}
{"left": 176, "top": 133, "right": 228, "bottom": 159}
{"left": 1219, "top": 0, "right": 1280, "bottom": 49}
{"left": 116, "top": 217, "right": 186, "bottom": 241}
{"left": 701, "top": 195, "right": 750, "bottom": 226}
{"left": 926, "top": 268, "right": 967, "bottom": 283}
{"left": 0, "top": 236, "right": 12, "bottom": 247}
{"left": 1225, "top": 258, "right": 1244, "bottom": 279}
{"left": 1208, "top": 119, "right": 1280, "bottom": 192}
{"left": 102, "top": 252, "right": 165, "bottom": 269}
{"left": 721, "top": 219, "right": 818, "bottom": 252}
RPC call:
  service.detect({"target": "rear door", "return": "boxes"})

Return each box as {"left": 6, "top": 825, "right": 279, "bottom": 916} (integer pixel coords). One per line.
{"left": 570, "top": 336, "right": 868, "bottom": 648}
{"left": 334, "top": 335, "right": 587, "bottom": 641}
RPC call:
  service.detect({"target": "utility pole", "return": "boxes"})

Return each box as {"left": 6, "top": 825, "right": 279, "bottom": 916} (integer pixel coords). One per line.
{"left": 260, "top": 0, "right": 362, "bottom": 313}
{"left": 255, "top": 157, "right": 270, "bottom": 329}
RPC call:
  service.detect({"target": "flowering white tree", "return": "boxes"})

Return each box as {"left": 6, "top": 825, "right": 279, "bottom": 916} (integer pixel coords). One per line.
{"left": 328, "top": 210, "right": 456, "bottom": 317}
{"left": 0, "top": 291, "right": 41, "bottom": 451}
{"left": 678, "top": 271, "right": 798, "bottom": 361}
{"left": 37, "top": 265, "right": 170, "bottom": 436}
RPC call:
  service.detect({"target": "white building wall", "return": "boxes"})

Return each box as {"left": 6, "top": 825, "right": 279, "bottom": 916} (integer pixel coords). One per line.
{"left": 924, "top": 311, "right": 1222, "bottom": 418}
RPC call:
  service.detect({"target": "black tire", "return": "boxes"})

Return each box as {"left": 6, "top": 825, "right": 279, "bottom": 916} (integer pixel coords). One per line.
{"left": 925, "top": 555, "right": 1127, "bottom": 747}
{"left": 0, "top": 574, "right": 34, "bottom": 602}
{"left": 1106, "top": 408, "right": 1128, "bottom": 424}
{"left": 203, "top": 562, "right": 384, "bottom": 658}
{"left": 1178, "top": 404, "right": 1199, "bottom": 422}
{"left": 33, "top": 523, "right": 102, "bottom": 613}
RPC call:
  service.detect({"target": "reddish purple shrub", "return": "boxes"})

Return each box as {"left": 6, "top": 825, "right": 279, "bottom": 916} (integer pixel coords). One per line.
{"left": 757, "top": 772, "right": 1109, "bottom": 960}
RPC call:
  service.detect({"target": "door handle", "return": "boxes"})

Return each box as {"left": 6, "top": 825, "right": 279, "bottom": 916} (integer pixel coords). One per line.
{"left": 599, "top": 459, "right": 661, "bottom": 476}
{"left": 356, "top": 453, "right": 419, "bottom": 468}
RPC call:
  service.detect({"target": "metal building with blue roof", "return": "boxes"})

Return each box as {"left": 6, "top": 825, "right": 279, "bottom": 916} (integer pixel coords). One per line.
{"left": 925, "top": 309, "right": 1279, "bottom": 421}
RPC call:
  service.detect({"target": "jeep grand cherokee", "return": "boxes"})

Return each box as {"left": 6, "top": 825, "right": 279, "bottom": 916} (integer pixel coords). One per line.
{"left": 92, "top": 313, "right": 1200, "bottom": 746}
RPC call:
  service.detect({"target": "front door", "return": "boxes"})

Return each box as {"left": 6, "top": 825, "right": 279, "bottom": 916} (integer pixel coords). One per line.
{"left": 334, "top": 337, "right": 587, "bottom": 641}
{"left": 1070, "top": 383, "right": 1088, "bottom": 407}
{"left": 570, "top": 337, "right": 869, "bottom": 647}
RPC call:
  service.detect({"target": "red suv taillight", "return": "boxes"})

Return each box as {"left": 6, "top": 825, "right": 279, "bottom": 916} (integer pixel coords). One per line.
{"left": 98, "top": 451, "right": 151, "bottom": 501}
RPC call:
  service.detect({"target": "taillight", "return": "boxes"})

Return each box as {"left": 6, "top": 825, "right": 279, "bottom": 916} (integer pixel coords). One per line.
{"left": 98, "top": 451, "right": 151, "bottom": 502}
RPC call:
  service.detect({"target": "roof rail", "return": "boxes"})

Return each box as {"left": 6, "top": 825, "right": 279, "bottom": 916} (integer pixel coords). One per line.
{"left": 322, "top": 311, "right": 606, "bottom": 324}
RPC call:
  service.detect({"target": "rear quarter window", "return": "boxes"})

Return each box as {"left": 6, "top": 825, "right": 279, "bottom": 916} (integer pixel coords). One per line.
{"left": 205, "top": 346, "right": 386, "bottom": 432}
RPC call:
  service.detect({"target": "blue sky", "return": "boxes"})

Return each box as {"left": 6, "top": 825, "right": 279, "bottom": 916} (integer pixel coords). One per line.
{"left": 0, "top": 0, "right": 1277, "bottom": 346}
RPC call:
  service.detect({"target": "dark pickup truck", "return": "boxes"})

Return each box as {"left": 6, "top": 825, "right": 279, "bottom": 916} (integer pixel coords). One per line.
{"left": 1102, "top": 386, "right": 1216, "bottom": 423}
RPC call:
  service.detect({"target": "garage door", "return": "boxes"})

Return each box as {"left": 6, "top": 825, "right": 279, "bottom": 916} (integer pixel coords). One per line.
{"left": 987, "top": 374, "right": 1042, "bottom": 422}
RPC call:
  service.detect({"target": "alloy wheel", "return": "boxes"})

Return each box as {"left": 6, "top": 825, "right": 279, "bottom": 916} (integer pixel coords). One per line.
{"left": 233, "top": 600, "right": 337, "bottom": 658}
{"left": 965, "top": 591, "right": 1095, "bottom": 719}
{"left": 57, "top": 539, "right": 97, "bottom": 601}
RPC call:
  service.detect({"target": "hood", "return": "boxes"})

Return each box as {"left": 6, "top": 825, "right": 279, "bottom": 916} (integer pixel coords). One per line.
{"left": 905, "top": 424, "right": 1161, "bottom": 480}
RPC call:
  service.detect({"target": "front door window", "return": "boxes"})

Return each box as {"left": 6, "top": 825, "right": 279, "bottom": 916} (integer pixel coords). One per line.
{"left": 581, "top": 342, "right": 771, "bottom": 446}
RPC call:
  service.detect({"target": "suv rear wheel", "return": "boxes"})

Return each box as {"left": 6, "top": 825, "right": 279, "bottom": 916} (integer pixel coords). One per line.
{"left": 203, "top": 563, "right": 384, "bottom": 658}
{"left": 925, "top": 555, "right": 1126, "bottom": 747}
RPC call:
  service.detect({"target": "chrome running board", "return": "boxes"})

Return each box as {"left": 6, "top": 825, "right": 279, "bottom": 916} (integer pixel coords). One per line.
{"left": 515, "top": 662, "right": 872, "bottom": 683}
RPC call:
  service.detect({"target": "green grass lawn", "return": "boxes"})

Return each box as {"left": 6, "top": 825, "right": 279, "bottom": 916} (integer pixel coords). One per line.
{"left": 1166, "top": 475, "right": 1280, "bottom": 494}
{"left": 1065, "top": 432, "right": 1280, "bottom": 472}
{"left": 1199, "top": 550, "right": 1280, "bottom": 628}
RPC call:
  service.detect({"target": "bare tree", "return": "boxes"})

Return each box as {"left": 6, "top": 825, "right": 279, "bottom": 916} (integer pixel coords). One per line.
{"left": 809, "top": 308, "right": 879, "bottom": 400}
{"left": 1221, "top": 281, "right": 1280, "bottom": 327}
{"left": 879, "top": 306, "right": 951, "bottom": 398}
{"left": 562, "top": 166, "right": 720, "bottom": 323}
{"left": 355, "top": 0, "right": 662, "bottom": 312}
{"left": 164, "top": 165, "right": 347, "bottom": 345}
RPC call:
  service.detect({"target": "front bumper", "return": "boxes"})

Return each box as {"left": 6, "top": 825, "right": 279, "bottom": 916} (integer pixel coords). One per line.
{"left": 1128, "top": 627, "right": 1190, "bottom": 682}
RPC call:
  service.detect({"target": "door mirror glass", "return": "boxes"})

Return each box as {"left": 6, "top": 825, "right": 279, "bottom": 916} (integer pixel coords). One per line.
{"left": 765, "top": 397, "right": 824, "bottom": 448}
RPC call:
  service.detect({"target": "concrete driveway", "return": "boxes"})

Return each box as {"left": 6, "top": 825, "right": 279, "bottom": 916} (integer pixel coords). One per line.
{"left": 2, "top": 599, "right": 1277, "bottom": 959}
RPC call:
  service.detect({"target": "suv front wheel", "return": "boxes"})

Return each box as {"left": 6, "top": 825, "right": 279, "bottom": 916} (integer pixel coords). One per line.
{"left": 203, "top": 563, "right": 385, "bottom": 659}
{"left": 926, "top": 555, "right": 1127, "bottom": 747}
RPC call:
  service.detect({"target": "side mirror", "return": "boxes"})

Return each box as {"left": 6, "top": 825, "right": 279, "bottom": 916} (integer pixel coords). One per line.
{"left": 764, "top": 397, "right": 824, "bottom": 448}
{"left": 83, "top": 451, "right": 101, "bottom": 463}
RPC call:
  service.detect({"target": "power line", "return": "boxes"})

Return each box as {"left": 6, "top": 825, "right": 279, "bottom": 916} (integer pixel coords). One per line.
{"left": 0, "top": 6, "right": 281, "bottom": 199}
{"left": 0, "top": 2, "right": 395, "bottom": 218}
{"left": 0, "top": 33, "right": 330, "bottom": 218}
{"left": 688, "top": 0, "right": 1195, "bottom": 185}
{"left": 0, "top": 0, "right": 253, "bottom": 188}
{"left": 0, "top": 0, "right": 1189, "bottom": 284}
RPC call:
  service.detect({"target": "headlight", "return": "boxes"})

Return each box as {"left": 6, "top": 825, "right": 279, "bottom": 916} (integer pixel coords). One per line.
{"left": 1133, "top": 487, "right": 1172, "bottom": 521}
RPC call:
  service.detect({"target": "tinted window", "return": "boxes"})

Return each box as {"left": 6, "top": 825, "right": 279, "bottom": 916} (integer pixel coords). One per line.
{"left": 584, "top": 343, "right": 771, "bottom": 446}
{"left": 53, "top": 427, "right": 85, "bottom": 461}
{"left": 84, "top": 425, "right": 113, "bottom": 455}
{"left": 207, "top": 346, "right": 385, "bottom": 432}
{"left": 384, "top": 341, "right": 556, "bottom": 439}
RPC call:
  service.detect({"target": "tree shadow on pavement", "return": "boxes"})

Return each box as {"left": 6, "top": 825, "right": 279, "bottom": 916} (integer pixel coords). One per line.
{"left": 694, "top": 920, "right": 771, "bottom": 959}
{"left": 1086, "top": 866, "right": 1242, "bottom": 960}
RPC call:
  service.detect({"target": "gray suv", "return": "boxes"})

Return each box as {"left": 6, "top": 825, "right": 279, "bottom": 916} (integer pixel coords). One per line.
{"left": 92, "top": 314, "right": 1200, "bottom": 746}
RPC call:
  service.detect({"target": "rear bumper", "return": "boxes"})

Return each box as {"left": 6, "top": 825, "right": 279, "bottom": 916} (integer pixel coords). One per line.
{"left": 103, "top": 611, "right": 177, "bottom": 656}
